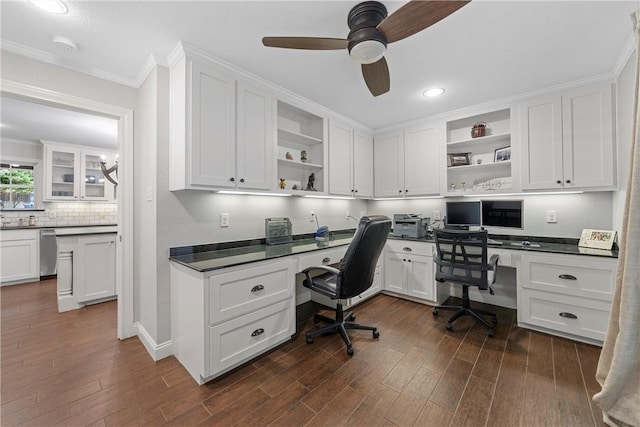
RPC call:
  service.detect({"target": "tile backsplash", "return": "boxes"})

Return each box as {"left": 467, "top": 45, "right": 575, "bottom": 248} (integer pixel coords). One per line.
{"left": 1, "top": 203, "right": 117, "bottom": 227}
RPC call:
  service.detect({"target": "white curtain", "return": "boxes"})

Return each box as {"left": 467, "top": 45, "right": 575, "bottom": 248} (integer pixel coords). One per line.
{"left": 592, "top": 11, "right": 640, "bottom": 427}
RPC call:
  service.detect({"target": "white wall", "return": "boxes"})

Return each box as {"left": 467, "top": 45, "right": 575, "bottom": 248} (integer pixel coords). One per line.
{"left": 0, "top": 139, "right": 42, "bottom": 160}
{"left": 368, "top": 192, "right": 614, "bottom": 239}
{"left": 613, "top": 49, "right": 637, "bottom": 241}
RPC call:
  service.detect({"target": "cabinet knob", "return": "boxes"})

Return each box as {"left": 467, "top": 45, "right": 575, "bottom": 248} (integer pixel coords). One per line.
{"left": 230, "top": 177, "right": 235, "bottom": 182}
{"left": 407, "top": 259, "right": 411, "bottom": 263}
{"left": 354, "top": 190, "right": 358, "bottom": 193}
{"left": 559, "top": 312, "right": 578, "bottom": 319}
{"left": 322, "top": 257, "right": 331, "bottom": 264}
{"left": 405, "top": 189, "right": 408, "bottom": 193}
{"left": 556, "top": 180, "right": 562, "bottom": 184}
{"left": 251, "top": 328, "right": 265, "bottom": 337}
{"left": 240, "top": 178, "right": 245, "bottom": 183}
{"left": 251, "top": 285, "right": 265, "bottom": 293}
{"left": 398, "top": 190, "right": 402, "bottom": 193}
{"left": 558, "top": 274, "right": 577, "bottom": 280}
{"left": 402, "top": 247, "right": 412, "bottom": 252}
{"left": 403, "top": 259, "right": 406, "bottom": 262}
{"left": 565, "top": 179, "right": 572, "bottom": 184}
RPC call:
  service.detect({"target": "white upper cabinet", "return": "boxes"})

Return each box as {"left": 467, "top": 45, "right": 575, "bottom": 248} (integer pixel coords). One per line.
{"left": 170, "top": 51, "right": 273, "bottom": 191}
{"left": 328, "top": 119, "right": 373, "bottom": 198}
{"left": 43, "top": 142, "right": 116, "bottom": 202}
{"left": 374, "top": 123, "right": 441, "bottom": 198}
{"left": 520, "top": 82, "right": 615, "bottom": 191}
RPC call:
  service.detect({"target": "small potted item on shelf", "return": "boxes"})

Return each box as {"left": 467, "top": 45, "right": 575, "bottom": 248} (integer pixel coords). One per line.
{"left": 285, "top": 152, "right": 293, "bottom": 160}
{"left": 300, "top": 150, "right": 307, "bottom": 163}
{"left": 471, "top": 122, "right": 488, "bottom": 138}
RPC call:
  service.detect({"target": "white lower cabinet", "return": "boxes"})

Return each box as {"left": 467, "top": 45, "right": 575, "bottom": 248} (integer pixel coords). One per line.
{"left": 0, "top": 229, "right": 39, "bottom": 284}
{"left": 383, "top": 240, "right": 445, "bottom": 304}
{"left": 517, "top": 252, "right": 617, "bottom": 343}
{"left": 171, "top": 258, "right": 296, "bottom": 384}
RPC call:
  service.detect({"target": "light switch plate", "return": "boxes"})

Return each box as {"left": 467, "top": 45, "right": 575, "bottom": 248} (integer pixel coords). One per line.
{"left": 546, "top": 210, "right": 557, "bottom": 223}
{"left": 434, "top": 210, "right": 441, "bottom": 220}
{"left": 220, "top": 213, "right": 230, "bottom": 227}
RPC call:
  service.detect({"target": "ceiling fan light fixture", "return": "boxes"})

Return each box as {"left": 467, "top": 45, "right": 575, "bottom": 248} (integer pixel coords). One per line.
{"left": 349, "top": 39, "right": 386, "bottom": 64}
{"left": 423, "top": 87, "right": 445, "bottom": 97}
{"left": 28, "top": 0, "right": 68, "bottom": 14}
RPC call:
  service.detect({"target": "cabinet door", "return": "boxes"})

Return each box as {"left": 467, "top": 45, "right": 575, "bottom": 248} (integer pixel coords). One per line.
{"left": 45, "top": 145, "right": 81, "bottom": 200}
{"left": 189, "top": 60, "right": 236, "bottom": 188}
{"left": 353, "top": 131, "right": 374, "bottom": 198}
{"left": 81, "top": 150, "right": 115, "bottom": 201}
{"left": 520, "top": 94, "right": 564, "bottom": 190}
{"left": 0, "top": 237, "right": 38, "bottom": 283}
{"left": 406, "top": 255, "right": 434, "bottom": 301}
{"left": 404, "top": 123, "right": 440, "bottom": 196}
{"left": 374, "top": 131, "right": 404, "bottom": 197}
{"left": 236, "top": 81, "right": 273, "bottom": 190}
{"left": 328, "top": 119, "right": 354, "bottom": 196}
{"left": 383, "top": 251, "right": 406, "bottom": 293}
{"left": 73, "top": 234, "right": 116, "bottom": 302}
{"left": 562, "top": 83, "right": 615, "bottom": 189}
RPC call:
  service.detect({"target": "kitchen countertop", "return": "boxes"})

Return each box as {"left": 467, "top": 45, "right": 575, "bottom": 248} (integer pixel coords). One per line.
{"left": 170, "top": 230, "right": 356, "bottom": 272}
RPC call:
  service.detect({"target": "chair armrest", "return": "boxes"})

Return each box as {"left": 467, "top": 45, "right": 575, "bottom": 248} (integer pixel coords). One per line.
{"left": 489, "top": 254, "right": 500, "bottom": 285}
{"left": 301, "top": 265, "right": 341, "bottom": 285}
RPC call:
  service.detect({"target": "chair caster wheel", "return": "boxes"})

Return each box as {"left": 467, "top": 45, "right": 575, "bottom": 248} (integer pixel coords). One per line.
{"left": 488, "top": 329, "right": 494, "bottom": 338}
{"left": 446, "top": 323, "right": 453, "bottom": 331}
{"left": 433, "top": 309, "right": 438, "bottom": 316}
{"left": 347, "top": 346, "right": 354, "bottom": 356}
{"left": 348, "top": 314, "right": 356, "bottom": 321}
{"left": 313, "top": 314, "right": 321, "bottom": 324}
{"left": 373, "top": 329, "right": 380, "bottom": 339}
{"left": 306, "top": 335, "right": 314, "bottom": 344}
{"left": 492, "top": 317, "right": 498, "bottom": 324}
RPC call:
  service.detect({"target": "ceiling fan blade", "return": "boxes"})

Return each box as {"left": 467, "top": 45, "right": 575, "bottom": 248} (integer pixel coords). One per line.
{"left": 377, "top": 1, "right": 470, "bottom": 44}
{"left": 262, "top": 37, "right": 348, "bottom": 50}
{"left": 362, "top": 57, "right": 390, "bottom": 97}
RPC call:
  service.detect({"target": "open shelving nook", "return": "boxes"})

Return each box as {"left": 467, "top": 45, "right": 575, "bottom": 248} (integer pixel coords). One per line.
{"left": 445, "top": 108, "right": 512, "bottom": 195}
{"left": 276, "top": 100, "right": 325, "bottom": 194}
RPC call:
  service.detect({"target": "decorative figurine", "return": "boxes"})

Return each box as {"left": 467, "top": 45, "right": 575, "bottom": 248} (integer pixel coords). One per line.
{"left": 300, "top": 150, "right": 307, "bottom": 163}
{"left": 306, "top": 173, "right": 317, "bottom": 191}
{"left": 285, "top": 152, "right": 293, "bottom": 160}
{"left": 292, "top": 184, "right": 299, "bottom": 190}
{"left": 279, "top": 178, "right": 286, "bottom": 189}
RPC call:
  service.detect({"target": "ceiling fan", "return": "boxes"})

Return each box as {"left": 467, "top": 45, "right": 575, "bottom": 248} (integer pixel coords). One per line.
{"left": 262, "top": 0, "right": 470, "bottom": 97}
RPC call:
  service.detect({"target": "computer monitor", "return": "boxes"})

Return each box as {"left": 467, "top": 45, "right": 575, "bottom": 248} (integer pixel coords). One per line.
{"left": 445, "top": 201, "right": 481, "bottom": 229}
{"left": 482, "top": 200, "right": 523, "bottom": 228}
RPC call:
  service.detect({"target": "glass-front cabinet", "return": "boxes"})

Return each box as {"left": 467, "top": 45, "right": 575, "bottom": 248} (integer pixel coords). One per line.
{"left": 43, "top": 142, "right": 116, "bottom": 202}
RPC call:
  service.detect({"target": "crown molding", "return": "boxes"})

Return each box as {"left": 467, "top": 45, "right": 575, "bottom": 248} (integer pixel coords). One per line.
{"left": 612, "top": 32, "right": 636, "bottom": 78}
{"left": 1, "top": 39, "right": 140, "bottom": 88}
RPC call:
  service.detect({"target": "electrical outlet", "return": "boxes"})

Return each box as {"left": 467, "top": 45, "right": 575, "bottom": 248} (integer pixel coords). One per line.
{"left": 434, "top": 210, "right": 441, "bottom": 220}
{"left": 546, "top": 210, "right": 557, "bottom": 223}
{"left": 309, "top": 210, "right": 315, "bottom": 222}
{"left": 220, "top": 213, "right": 230, "bottom": 227}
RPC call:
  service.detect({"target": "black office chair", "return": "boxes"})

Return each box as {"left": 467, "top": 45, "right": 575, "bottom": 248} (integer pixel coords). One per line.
{"left": 301, "top": 215, "right": 391, "bottom": 355}
{"left": 432, "top": 229, "right": 499, "bottom": 337}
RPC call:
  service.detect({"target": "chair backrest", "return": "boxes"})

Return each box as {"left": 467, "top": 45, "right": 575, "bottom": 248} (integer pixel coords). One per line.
{"left": 337, "top": 215, "right": 391, "bottom": 299}
{"left": 433, "top": 229, "right": 490, "bottom": 289}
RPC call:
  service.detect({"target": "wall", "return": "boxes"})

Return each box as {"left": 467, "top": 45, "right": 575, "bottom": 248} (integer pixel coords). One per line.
{"left": 368, "top": 192, "right": 614, "bottom": 239}
{"left": 613, "top": 49, "right": 637, "bottom": 241}
{"left": 1, "top": 202, "right": 117, "bottom": 227}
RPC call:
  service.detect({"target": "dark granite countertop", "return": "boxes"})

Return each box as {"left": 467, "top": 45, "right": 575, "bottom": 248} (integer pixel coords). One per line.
{"left": 389, "top": 233, "right": 619, "bottom": 259}
{"left": 170, "top": 230, "right": 356, "bottom": 272}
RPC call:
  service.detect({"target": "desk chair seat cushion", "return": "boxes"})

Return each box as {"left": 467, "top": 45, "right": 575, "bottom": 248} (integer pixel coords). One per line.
{"left": 303, "top": 271, "right": 337, "bottom": 298}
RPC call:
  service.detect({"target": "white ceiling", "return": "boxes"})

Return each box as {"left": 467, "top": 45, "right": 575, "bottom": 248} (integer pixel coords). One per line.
{"left": 0, "top": 0, "right": 637, "bottom": 139}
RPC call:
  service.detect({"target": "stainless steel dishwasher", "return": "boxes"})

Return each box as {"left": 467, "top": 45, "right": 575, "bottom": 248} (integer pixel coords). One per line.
{"left": 40, "top": 229, "right": 57, "bottom": 278}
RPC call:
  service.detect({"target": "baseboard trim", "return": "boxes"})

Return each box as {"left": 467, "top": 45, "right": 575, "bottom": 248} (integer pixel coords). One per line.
{"left": 134, "top": 322, "right": 173, "bottom": 361}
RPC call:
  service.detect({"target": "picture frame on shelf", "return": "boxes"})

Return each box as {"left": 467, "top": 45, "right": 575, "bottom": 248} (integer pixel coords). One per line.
{"left": 578, "top": 229, "right": 617, "bottom": 250}
{"left": 494, "top": 146, "right": 511, "bottom": 162}
{"left": 447, "top": 153, "right": 471, "bottom": 167}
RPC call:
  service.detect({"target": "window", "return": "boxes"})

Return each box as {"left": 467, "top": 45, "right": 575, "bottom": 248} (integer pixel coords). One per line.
{"left": 0, "top": 163, "right": 36, "bottom": 209}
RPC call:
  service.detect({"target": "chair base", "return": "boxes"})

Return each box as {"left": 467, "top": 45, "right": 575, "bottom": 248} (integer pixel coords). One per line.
{"left": 433, "top": 287, "right": 497, "bottom": 337}
{"left": 305, "top": 302, "right": 379, "bottom": 355}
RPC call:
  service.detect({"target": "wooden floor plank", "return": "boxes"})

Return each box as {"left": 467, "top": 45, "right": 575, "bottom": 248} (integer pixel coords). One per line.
{"left": 450, "top": 374, "right": 494, "bottom": 427}
{"left": 428, "top": 357, "right": 474, "bottom": 412}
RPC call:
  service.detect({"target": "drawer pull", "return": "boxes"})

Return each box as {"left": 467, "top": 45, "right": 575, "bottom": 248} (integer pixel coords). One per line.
{"left": 559, "top": 312, "right": 578, "bottom": 319}
{"left": 250, "top": 285, "right": 265, "bottom": 293}
{"left": 559, "top": 274, "right": 577, "bottom": 280}
{"left": 322, "top": 257, "right": 331, "bottom": 264}
{"left": 402, "top": 247, "right": 412, "bottom": 252}
{"left": 251, "top": 328, "right": 265, "bottom": 337}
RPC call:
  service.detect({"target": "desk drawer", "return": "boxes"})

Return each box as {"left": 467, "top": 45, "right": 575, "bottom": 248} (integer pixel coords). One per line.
{"left": 209, "top": 299, "right": 294, "bottom": 375}
{"left": 519, "top": 289, "right": 611, "bottom": 341}
{"left": 519, "top": 253, "right": 615, "bottom": 301}
{"left": 297, "top": 246, "right": 348, "bottom": 271}
{"left": 386, "top": 240, "right": 433, "bottom": 257}
{"left": 209, "top": 259, "right": 294, "bottom": 324}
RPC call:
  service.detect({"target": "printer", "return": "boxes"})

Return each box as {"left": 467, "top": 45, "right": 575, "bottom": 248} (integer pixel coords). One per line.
{"left": 393, "top": 214, "right": 430, "bottom": 238}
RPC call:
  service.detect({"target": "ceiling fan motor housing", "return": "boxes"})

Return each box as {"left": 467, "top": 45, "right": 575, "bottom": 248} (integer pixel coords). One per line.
{"left": 347, "top": 1, "right": 388, "bottom": 64}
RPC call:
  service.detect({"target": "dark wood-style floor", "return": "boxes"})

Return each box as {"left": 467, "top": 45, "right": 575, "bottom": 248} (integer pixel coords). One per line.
{"left": 1, "top": 279, "right": 605, "bottom": 426}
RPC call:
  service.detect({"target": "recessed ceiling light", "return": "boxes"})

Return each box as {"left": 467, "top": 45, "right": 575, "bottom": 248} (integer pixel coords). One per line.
{"left": 423, "top": 87, "right": 445, "bottom": 97}
{"left": 52, "top": 35, "right": 77, "bottom": 52}
{"left": 29, "top": 0, "right": 68, "bottom": 14}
